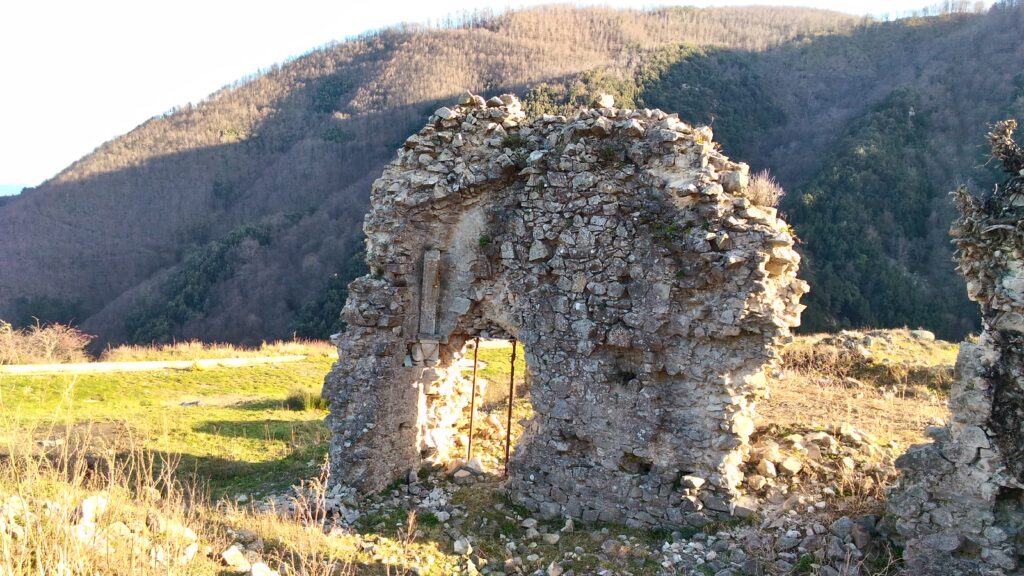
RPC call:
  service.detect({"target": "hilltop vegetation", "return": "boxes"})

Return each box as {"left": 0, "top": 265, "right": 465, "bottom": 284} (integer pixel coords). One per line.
{"left": 1, "top": 4, "right": 1022, "bottom": 343}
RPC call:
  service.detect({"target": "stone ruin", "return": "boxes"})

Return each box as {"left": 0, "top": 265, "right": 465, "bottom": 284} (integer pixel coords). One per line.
{"left": 889, "top": 120, "right": 1024, "bottom": 575}
{"left": 323, "top": 92, "right": 807, "bottom": 528}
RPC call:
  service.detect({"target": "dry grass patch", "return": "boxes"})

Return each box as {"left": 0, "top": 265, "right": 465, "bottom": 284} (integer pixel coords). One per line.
{"left": 100, "top": 339, "right": 336, "bottom": 362}
{"left": 0, "top": 425, "right": 453, "bottom": 575}
{"left": 762, "top": 370, "right": 949, "bottom": 448}
{"left": 782, "top": 329, "right": 958, "bottom": 395}
{"left": 0, "top": 428, "right": 217, "bottom": 574}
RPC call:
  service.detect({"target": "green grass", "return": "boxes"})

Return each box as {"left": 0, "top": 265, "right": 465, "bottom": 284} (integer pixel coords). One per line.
{"left": 0, "top": 356, "right": 334, "bottom": 497}
{"left": 473, "top": 343, "right": 528, "bottom": 407}
{"left": 793, "top": 553, "right": 815, "bottom": 574}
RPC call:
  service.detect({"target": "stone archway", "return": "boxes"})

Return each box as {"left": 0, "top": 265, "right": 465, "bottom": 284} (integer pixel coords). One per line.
{"left": 324, "top": 93, "right": 806, "bottom": 528}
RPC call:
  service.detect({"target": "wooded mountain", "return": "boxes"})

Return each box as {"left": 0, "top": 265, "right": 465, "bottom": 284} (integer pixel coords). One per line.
{"left": 2, "top": 4, "right": 1021, "bottom": 345}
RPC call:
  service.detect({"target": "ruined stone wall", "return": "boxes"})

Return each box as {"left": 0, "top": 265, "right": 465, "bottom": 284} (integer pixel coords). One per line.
{"left": 889, "top": 120, "right": 1024, "bottom": 575}
{"left": 323, "top": 93, "right": 807, "bottom": 528}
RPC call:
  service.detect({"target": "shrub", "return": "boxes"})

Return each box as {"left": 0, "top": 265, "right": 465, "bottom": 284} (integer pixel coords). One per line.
{"left": 0, "top": 321, "right": 93, "bottom": 365}
{"left": 781, "top": 341, "right": 859, "bottom": 379}
{"left": 501, "top": 133, "right": 526, "bottom": 149}
{"left": 745, "top": 169, "right": 785, "bottom": 207}
{"left": 417, "top": 511, "right": 440, "bottom": 527}
{"left": 596, "top": 144, "right": 622, "bottom": 166}
{"left": 284, "top": 387, "right": 329, "bottom": 411}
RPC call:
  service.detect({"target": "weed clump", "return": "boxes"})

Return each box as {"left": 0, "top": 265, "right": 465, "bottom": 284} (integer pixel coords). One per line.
{"left": 285, "top": 387, "right": 329, "bottom": 411}
{"left": 501, "top": 133, "right": 526, "bottom": 149}
{"left": 744, "top": 169, "right": 785, "bottom": 207}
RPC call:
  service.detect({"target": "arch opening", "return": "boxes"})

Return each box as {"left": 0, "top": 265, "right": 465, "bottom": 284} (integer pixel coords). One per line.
{"left": 323, "top": 93, "right": 806, "bottom": 528}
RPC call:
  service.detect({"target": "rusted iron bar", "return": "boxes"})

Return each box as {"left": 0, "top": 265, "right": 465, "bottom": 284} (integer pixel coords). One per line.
{"left": 467, "top": 337, "right": 480, "bottom": 460}
{"left": 504, "top": 338, "right": 518, "bottom": 477}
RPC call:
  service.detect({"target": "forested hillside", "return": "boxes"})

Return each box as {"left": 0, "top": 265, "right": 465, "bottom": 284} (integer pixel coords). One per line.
{"left": 1, "top": 3, "right": 1021, "bottom": 344}
{"left": 633, "top": 4, "right": 1024, "bottom": 338}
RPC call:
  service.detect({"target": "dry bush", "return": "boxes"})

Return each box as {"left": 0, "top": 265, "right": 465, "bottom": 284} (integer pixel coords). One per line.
{"left": 0, "top": 322, "right": 15, "bottom": 365}
{"left": 0, "top": 321, "right": 93, "bottom": 365}
{"left": 744, "top": 169, "right": 785, "bottom": 207}
{"left": 781, "top": 341, "right": 860, "bottom": 379}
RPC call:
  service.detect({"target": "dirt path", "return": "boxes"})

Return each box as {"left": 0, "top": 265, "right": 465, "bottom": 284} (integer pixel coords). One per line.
{"left": 0, "top": 355, "right": 309, "bottom": 375}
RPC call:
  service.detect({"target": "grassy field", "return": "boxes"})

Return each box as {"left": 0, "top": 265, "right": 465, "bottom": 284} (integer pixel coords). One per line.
{"left": 0, "top": 355, "right": 334, "bottom": 497}
{"left": 771, "top": 329, "right": 954, "bottom": 446}
{"left": 0, "top": 339, "right": 523, "bottom": 499}
{"left": 471, "top": 341, "right": 529, "bottom": 406}
{"left": 0, "top": 332, "right": 958, "bottom": 575}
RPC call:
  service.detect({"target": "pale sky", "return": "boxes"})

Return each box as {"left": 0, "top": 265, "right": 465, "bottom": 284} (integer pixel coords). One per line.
{"left": 0, "top": 0, "right": 971, "bottom": 194}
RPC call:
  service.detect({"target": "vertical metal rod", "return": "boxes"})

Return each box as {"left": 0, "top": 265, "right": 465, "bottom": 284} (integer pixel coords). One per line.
{"left": 504, "top": 338, "right": 518, "bottom": 477}
{"left": 467, "top": 337, "right": 480, "bottom": 461}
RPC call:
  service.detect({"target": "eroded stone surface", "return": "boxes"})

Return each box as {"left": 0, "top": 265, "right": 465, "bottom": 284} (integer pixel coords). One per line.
{"left": 890, "top": 120, "right": 1024, "bottom": 575}
{"left": 323, "top": 93, "right": 807, "bottom": 528}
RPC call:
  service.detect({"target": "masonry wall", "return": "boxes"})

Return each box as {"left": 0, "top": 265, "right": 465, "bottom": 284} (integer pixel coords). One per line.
{"left": 323, "top": 93, "right": 807, "bottom": 528}
{"left": 889, "top": 120, "right": 1024, "bottom": 575}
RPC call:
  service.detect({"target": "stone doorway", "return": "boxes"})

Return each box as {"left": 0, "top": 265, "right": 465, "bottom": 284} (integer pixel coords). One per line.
{"left": 454, "top": 338, "right": 531, "bottom": 476}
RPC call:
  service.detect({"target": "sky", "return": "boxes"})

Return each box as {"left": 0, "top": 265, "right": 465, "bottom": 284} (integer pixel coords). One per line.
{"left": 0, "top": 0, "right": 973, "bottom": 195}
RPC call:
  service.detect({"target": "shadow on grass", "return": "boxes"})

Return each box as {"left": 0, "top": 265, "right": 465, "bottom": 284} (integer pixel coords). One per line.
{"left": 166, "top": 443, "right": 327, "bottom": 498}
{"left": 193, "top": 418, "right": 325, "bottom": 441}
{"left": 168, "top": 418, "right": 331, "bottom": 496}
{"left": 226, "top": 398, "right": 291, "bottom": 411}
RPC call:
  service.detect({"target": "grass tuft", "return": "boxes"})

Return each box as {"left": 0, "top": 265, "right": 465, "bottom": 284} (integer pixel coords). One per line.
{"left": 284, "top": 387, "right": 329, "bottom": 411}
{"left": 744, "top": 169, "right": 785, "bottom": 207}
